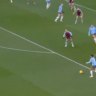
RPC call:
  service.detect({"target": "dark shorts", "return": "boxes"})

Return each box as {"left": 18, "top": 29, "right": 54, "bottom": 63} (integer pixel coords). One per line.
{"left": 92, "top": 65, "right": 96, "bottom": 69}
{"left": 58, "top": 11, "right": 64, "bottom": 14}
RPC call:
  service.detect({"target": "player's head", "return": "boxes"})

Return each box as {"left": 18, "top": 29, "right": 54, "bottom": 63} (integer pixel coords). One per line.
{"left": 77, "top": 8, "right": 80, "bottom": 10}
{"left": 65, "top": 29, "right": 68, "bottom": 32}
{"left": 91, "top": 54, "right": 94, "bottom": 57}
{"left": 90, "top": 25, "right": 94, "bottom": 28}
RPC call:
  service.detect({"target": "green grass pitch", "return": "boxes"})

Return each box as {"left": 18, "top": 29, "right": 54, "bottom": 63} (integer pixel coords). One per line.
{"left": 0, "top": 0, "right": 96, "bottom": 96}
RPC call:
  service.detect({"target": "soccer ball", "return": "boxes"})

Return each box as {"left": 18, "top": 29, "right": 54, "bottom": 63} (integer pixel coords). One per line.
{"left": 79, "top": 70, "right": 84, "bottom": 74}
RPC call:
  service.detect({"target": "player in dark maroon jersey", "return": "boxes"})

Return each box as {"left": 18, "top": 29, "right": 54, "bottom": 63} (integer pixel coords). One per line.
{"left": 63, "top": 29, "right": 74, "bottom": 47}
{"left": 75, "top": 8, "right": 83, "bottom": 24}
{"left": 69, "top": 0, "right": 74, "bottom": 10}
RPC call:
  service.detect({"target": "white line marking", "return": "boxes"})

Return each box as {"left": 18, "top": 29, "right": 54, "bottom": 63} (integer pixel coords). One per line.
{"left": 53, "top": 52, "right": 89, "bottom": 69}
{"left": 75, "top": 4, "right": 96, "bottom": 13}
{"left": 0, "top": 26, "right": 89, "bottom": 70}
{"left": 65, "top": 0, "right": 96, "bottom": 13}
{"left": 0, "top": 27, "right": 53, "bottom": 53}
{"left": 0, "top": 45, "right": 53, "bottom": 54}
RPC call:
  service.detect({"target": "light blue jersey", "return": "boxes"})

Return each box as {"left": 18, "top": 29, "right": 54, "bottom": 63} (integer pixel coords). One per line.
{"left": 88, "top": 25, "right": 96, "bottom": 36}
{"left": 58, "top": 4, "right": 63, "bottom": 13}
{"left": 87, "top": 57, "right": 96, "bottom": 66}
{"left": 46, "top": 0, "right": 51, "bottom": 3}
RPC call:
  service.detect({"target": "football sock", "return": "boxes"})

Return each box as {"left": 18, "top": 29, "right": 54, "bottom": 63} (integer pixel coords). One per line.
{"left": 75, "top": 19, "right": 77, "bottom": 24}
{"left": 94, "top": 38, "right": 96, "bottom": 43}
{"left": 71, "top": 42, "right": 74, "bottom": 47}
{"left": 10, "top": 0, "right": 13, "bottom": 3}
{"left": 90, "top": 70, "right": 93, "bottom": 77}
{"left": 65, "top": 41, "right": 67, "bottom": 47}
{"left": 55, "top": 16, "right": 59, "bottom": 22}
{"left": 60, "top": 16, "right": 63, "bottom": 22}
{"left": 46, "top": 3, "right": 50, "bottom": 9}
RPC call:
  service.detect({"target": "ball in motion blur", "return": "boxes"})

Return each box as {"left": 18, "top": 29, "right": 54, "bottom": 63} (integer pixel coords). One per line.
{"left": 79, "top": 70, "right": 84, "bottom": 74}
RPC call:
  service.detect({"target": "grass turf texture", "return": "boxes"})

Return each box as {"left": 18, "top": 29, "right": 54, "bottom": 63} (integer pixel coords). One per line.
{"left": 0, "top": 0, "right": 96, "bottom": 96}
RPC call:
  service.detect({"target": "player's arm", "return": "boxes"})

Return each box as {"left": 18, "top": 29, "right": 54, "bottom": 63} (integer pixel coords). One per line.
{"left": 86, "top": 59, "right": 91, "bottom": 64}
{"left": 70, "top": 32, "right": 72, "bottom": 36}
{"left": 63, "top": 32, "right": 65, "bottom": 38}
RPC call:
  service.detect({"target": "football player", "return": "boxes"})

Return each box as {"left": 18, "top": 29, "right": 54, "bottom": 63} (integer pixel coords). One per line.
{"left": 46, "top": 0, "right": 51, "bottom": 9}
{"left": 86, "top": 54, "right": 96, "bottom": 78}
{"left": 75, "top": 8, "right": 83, "bottom": 24}
{"left": 88, "top": 25, "right": 96, "bottom": 43}
{"left": 63, "top": 29, "right": 74, "bottom": 47}
{"left": 54, "top": 3, "right": 64, "bottom": 22}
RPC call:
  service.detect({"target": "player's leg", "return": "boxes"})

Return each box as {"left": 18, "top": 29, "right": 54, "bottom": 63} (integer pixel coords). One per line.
{"left": 46, "top": 2, "right": 51, "bottom": 9}
{"left": 75, "top": 16, "right": 78, "bottom": 24}
{"left": 89, "top": 67, "right": 94, "bottom": 78}
{"left": 65, "top": 39, "right": 68, "bottom": 47}
{"left": 93, "top": 66, "right": 96, "bottom": 72}
{"left": 10, "top": 0, "right": 13, "bottom": 3}
{"left": 80, "top": 15, "right": 83, "bottom": 23}
{"left": 92, "top": 35, "right": 96, "bottom": 43}
{"left": 55, "top": 13, "right": 60, "bottom": 22}
{"left": 60, "top": 13, "right": 64, "bottom": 22}
{"left": 70, "top": 39, "right": 74, "bottom": 47}
{"left": 93, "top": 37, "right": 96, "bottom": 43}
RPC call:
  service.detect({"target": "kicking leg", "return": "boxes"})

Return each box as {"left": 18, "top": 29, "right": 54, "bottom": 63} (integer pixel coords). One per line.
{"left": 55, "top": 14, "right": 60, "bottom": 22}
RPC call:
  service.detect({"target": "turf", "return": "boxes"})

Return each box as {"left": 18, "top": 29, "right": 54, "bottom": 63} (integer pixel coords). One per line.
{"left": 0, "top": 0, "right": 96, "bottom": 96}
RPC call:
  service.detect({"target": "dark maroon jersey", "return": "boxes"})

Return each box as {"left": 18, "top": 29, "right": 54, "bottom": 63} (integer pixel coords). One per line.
{"left": 77, "top": 9, "right": 81, "bottom": 16}
{"left": 65, "top": 32, "right": 72, "bottom": 39}
{"left": 69, "top": 0, "right": 74, "bottom": 3}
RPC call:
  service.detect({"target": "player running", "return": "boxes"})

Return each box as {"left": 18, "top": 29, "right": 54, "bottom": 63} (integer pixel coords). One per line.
{"left": 88, "top": 25, "right": 96, "bottom": 43}
{"left": 54, "top": 3, "right": 64, "bottom": 22}
{"left": 63, "top": 29, "right": 74, "bottom": 47}
{"left": 46, "top": 0, "right": 51, "bottom": 9}
{"left": 86, "top": 54, "right": 96, "bottom": 78}
{"left": 74, "top": 8, "right": 83, "bottom": 24}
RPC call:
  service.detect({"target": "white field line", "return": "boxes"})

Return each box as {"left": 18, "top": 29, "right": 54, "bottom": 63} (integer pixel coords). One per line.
{"left": 0, "top": 26, "right": 90, "bottom": 70}
{"left": 65, "top": 0, "right": 96, "bottom": 13}
{"left": 75, "top": 4, "right": 96, "bottom": 13}
{"left": 0, "top": 45, "right": 53, "bottom": 54}
{"left": 0, "top": 27, "right": 53, "bottom": 53}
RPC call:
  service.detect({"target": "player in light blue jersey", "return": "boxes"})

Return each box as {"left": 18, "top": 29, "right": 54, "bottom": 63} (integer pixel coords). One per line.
{"left": 46, "top": 0, "right": 51, "bottom": 9}
{"left": 88, "top": 25, "right": 96, "bottom": 43}
{"left": 55, "top": 3, "right": 64, "bottom": 22}
{"left": 86, "top": 54, "right": 96, "bottom": 78}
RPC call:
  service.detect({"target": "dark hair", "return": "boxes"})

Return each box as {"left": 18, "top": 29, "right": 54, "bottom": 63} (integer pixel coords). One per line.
{"left": 91, "top": 54, "right": 94, "bottom": 57}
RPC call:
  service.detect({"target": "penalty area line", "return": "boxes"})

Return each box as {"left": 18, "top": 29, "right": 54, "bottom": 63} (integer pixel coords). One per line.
{"left": 0, "top": 26, "right": 90, "bottom": 70}
{"left": 0, "top": 26, "right": 53, "bottom": 53}
{"left": 0, "top": 45, "right": 53, "bottom": 54}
